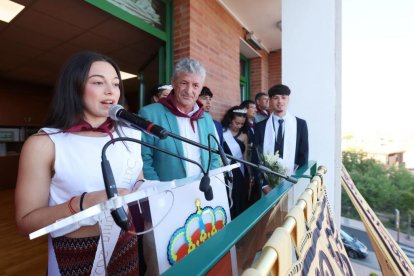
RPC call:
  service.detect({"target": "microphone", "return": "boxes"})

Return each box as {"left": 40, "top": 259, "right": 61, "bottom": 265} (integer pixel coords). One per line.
{"left": 101, "top": 156, "right": 129, "bottom": 231}
{"left": 199, "top": 175, "right": 213, "bottom": 201}
{"left": 109, "top": 104, "right": 169, "bottom": 139}
{"left": 217, "top": 144, "right": 233, "bottom": 184}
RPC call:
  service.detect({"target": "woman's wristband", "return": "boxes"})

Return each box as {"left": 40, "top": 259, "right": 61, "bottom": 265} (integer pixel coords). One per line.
{"left": 133, "top": 179, "right": 145, "bottom": 191}
{"left": 79, "top": 192, "right": 87, "bottom": 211}
{"left": 68, "top": 196, "right": 77, "bottom": 214}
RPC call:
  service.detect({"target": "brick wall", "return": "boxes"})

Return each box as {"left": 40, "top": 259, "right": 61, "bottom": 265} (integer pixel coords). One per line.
{"left": 269, "top": 50, "right": 282, "bottom": 87}
{"left": 172, "top": 1, "right": 282, "bottom": 121}
{"left": 250, "top": 52, "right": 269, "bottom": 100}
{"left": 173, "top": 0, "right": 191, "bottom": 60}
{"left": 250, "top": 49, "right": 282, "bottom": 101}
{"left": 173, "top": 0, "right": 243, "bottom": 121}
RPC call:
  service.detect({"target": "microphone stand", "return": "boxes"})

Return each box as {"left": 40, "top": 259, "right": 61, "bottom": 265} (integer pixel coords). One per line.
{"left": 161, "top": 130, "right": 298, "bottom": 184}
{"left": 110, "top": 107, "right": 295, "bottom": 183}
{"left": 101, "top": 137, "right": 213, "bottom": 230}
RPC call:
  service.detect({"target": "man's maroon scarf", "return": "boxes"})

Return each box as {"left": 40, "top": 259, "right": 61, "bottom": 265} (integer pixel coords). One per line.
{"left": 158, "top": 91, "right": 204, "bottom": 132}
{"left": 65, "top": 118, "right": 114, "bottom": 139}
{"left": 256, "top": 106, "right": 269, "bottom": 117}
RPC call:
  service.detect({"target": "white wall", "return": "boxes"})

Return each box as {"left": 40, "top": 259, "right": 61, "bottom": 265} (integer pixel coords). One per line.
{"left": 282, "top": 0, "right": 342, "bottom": 225}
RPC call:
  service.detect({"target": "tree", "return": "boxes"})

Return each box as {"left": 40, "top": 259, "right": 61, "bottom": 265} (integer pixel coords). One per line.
{"left": 342, "top": 150, "right": 414, "bottom": 218}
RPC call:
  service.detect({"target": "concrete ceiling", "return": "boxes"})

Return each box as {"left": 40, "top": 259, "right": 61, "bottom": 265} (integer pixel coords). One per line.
{"left": 0, "top": 0, "right": 281, "bottom": 94}
{"left": 219, "top": 0, "right": 281, "bottom": 52}
{"left": 0, "top": 0, "right": 163, "bottom": 94}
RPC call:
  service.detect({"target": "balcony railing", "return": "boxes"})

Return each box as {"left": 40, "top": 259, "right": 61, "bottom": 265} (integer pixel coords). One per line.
{"left": 162, "top": 161, "right": 318, "bottom": 275}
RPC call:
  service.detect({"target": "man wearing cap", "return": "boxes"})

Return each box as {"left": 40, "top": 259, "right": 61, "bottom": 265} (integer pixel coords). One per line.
{"left": 253, "top": 84, "right": 309, "bottom": 193}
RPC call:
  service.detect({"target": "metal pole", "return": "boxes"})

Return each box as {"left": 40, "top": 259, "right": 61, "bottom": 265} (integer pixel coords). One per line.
{"left": 395, "top": 208, "right": 400, "bottom": 243}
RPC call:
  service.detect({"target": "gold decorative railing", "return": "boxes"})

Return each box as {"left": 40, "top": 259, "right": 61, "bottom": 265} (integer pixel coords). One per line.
{"left": 242, "top": 166, "right": 353, "bottom": 276}
{"left": 162, "top": 161, "right": 321, "bottom": 276}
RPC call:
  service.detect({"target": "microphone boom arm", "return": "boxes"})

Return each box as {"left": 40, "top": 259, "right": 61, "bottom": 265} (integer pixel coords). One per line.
{"left": 109, "top": 105, "right": 295, "bottom": 183}
{"left": 102, "top": 137, "right": 207, "bottom": 176}
{"left": 101, "top": 137, "right": 211, "bottom": 230}
{"left": 163, "top": 131, "right": 297, "bottom": 184}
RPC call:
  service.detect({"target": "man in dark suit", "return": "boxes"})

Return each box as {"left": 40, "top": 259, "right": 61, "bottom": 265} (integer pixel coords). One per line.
{"left": 253, "top": 84, "right": 309, "bottom": 193}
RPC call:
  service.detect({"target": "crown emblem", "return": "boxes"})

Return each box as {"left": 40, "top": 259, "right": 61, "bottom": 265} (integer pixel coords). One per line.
{"left": 167, "top": 199, "right": 227, "bottom": 265}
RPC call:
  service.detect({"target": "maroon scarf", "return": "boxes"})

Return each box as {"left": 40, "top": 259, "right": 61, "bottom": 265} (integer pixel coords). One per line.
{"left": 65, "top": 118, "right": 114, "bottom": 139}
{"left": 256, "top": 105, "right": 269, "bottom": 117}
{"left": 158, "top": 91, "right": 204, "bottom": 132}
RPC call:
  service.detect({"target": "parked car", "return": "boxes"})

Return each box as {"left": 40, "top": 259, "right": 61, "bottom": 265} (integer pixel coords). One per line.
{"left": 340, "top": 229, "right": 368, "bottom": 259}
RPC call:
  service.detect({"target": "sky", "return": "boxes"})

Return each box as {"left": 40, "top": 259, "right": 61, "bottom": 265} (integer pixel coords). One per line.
{"left": 342, "top": 0, "right": 414, "bottom": 142}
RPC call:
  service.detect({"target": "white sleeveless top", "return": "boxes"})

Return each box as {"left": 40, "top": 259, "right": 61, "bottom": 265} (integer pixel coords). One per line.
{"left": 43, "top": 126, "right": 143, "bottom": 275}
{"left": 42, "top": 126, "right": 143, "bottom": 214}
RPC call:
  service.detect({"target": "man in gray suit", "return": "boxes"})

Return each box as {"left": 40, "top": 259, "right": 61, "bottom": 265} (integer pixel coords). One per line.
{"left": 254, "top": 92, "right": 270, "bottom": 123}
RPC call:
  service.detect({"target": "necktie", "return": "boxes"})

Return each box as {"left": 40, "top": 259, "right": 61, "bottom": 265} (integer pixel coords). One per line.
{"left": 276, "top": 119, "right": 284, "bottom": 156}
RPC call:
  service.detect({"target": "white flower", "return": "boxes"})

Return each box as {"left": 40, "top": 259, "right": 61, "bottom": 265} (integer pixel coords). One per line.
{"left": 260, "top": 151, "right": 287, "bottom": 187}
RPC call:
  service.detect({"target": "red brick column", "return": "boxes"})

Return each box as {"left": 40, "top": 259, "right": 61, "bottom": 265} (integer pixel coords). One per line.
{"left": 269, "top": 50, "right": 282, "bottom": 87}
{"left": 173, "top": 0, "right": 243, "bottom": 120}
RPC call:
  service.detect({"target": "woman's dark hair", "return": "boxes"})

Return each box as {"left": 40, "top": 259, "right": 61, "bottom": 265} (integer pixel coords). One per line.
{"left": 44, "top": 51, "right": 125, "bottom": 130}
{"left": 221, "top": 105, "right": 248, "bottom": 134}
{"left": 240, "top": 100, "right": 255, "bottom": 109}
{"left": 200, "top": 86, "right": 213, "bottom": 98}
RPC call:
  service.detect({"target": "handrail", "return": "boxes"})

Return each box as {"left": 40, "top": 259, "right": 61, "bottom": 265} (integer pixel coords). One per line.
{"left": 242, "top": 165, "right": 327, "bottom": 276}
{"left": 162, "top": 161, "right": 318, "bottom": 276}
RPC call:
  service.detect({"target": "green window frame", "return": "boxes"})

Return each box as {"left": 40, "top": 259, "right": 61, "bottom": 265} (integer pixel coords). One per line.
{"left": 240, "top": 55, "right": 250, "bottom": 101}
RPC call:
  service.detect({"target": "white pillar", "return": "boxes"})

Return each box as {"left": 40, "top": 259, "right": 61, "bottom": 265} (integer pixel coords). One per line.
{"left": 282, "top": 0, "right": 342, "bottom": 225}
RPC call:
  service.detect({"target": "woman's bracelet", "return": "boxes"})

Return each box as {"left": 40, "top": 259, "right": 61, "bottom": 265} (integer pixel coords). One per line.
{"left": 133, "top": 179, "right": 145, "bottom": 191}
{"left": 68, "top": 196, "right": 77, "bottom": 214}
{"left": 79, "top": 192, "right": 87, "bottom": 211}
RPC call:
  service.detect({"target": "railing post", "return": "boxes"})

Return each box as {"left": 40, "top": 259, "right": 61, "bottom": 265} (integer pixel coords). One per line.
{"left": 395, "top": 208, "right": 400, "bottom": 243}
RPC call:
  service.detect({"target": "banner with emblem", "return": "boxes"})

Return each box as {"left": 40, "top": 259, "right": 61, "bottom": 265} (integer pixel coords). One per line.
{"left": 145, "top": 170, "right": 235, "bottom": 275}
{"left": 341, "top": 164, "right": 414, "bottom": 275}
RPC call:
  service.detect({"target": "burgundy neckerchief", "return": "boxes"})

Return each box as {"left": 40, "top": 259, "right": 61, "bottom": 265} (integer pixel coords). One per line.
{"left": 256, "top": 105, "right": 269, "bottom": 117}
{"left": 248, "top": 120, "right": 255, "bottom": 129}
{"left": 65, "top": 118, "right": 114, "bottom": 139}
{"left": 158, "top": 90, "right": 204, "bottom": 132}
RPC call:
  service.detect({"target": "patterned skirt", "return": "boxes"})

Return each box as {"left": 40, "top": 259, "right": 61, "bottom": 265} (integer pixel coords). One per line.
{"left": 52, "top": 229, "right": 139, "bottom": 275}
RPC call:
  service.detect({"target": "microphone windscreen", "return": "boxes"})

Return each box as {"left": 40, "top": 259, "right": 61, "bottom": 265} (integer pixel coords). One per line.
{"left": 199, "top": 175, "right": 214, "bottom": 201}
{"left": 108, "top": 104, "right": 124, "bottom": 120}
{"left": 204, "top": 186, "right": 213, "bottom": 201}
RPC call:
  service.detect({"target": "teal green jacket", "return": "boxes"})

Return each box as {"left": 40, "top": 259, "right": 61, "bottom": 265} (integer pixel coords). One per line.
{"left": 139, "top": 103, "right": 221, "bottom": 181}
